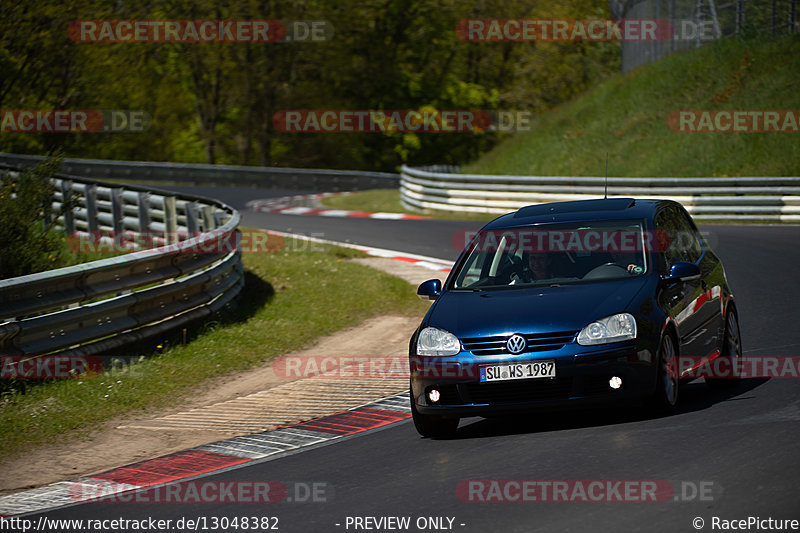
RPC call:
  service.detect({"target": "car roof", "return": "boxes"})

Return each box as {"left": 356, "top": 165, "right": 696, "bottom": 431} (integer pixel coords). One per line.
{"left": 482, "top": 198, "right": 678, "bottom": 229}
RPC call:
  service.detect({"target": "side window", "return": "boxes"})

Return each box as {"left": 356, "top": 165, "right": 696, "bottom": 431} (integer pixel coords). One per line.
{"left": 673, "top": 208, "right": 702, "bottom": 262}
{"left": 655, "top": 208, "right": 681, "bottom": 271}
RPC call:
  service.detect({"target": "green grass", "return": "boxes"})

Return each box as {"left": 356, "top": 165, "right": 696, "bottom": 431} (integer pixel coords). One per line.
{"left": 322, "top": 37, "right": 798, "bottom": 221}
{"left": 464, "top": 35, "right": 800, "bottom": 177}
{"left": 0, "top": 231, "right": 430, "bottom": 462}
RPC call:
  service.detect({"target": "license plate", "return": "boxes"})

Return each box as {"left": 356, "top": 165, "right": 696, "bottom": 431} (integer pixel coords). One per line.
{"left": 480, "top": 360, "right": 556, "bottom": 382}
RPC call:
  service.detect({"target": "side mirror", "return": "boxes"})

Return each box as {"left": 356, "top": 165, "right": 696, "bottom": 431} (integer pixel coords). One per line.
{"left": 417, "top": 279, "right": 442, "bottom": 301}
{"left": 662, "top": 261, "right": 701, "bottom": 284}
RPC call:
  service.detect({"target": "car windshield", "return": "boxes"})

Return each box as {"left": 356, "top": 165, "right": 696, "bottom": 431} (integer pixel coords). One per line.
{"left": 451, "top": 220, "right": 649, "bottom": 290}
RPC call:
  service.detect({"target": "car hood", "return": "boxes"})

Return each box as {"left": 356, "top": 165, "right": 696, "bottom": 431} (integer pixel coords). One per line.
{"left": 427, "top": 277, "right": 649, "bottom": 338}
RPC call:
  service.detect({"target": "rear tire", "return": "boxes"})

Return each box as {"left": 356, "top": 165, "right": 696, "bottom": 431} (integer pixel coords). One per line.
{"left": 410, "top": 395, "right": 459, "bottom": 439}
{"left": 649, "top": 333, "right": 679, "bottom": 414}
{"left": 706, "top": 309, "right": 742, "bottom": 389}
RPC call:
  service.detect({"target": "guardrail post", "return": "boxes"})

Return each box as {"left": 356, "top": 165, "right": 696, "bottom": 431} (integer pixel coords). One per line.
{"left": 185, "top": 200, "right": 199, "bottom": 235}
{"left": 85, "top": 183, "right": 99, "bottom": 233}
{"left": 201, "top": 205, "right": 216, "bottom": 230}
{"left": 137, "top": 192, "right": 151, "bottom": 235}
{"left": 214, "top": 212, "right": 225, "bottom": 228}
{"left": 164, "top": 196, "right": 178, "bottom": 244}
{"left": 111, "top": 187, "right": 124, "bottom": 239}
{"left": 61, "top": 179, "right": 75, "bottom": 234}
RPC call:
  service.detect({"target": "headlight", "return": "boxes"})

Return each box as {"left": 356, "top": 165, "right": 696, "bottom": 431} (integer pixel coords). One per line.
{"left": 416, "top": 327, "right": 460, "bottom": 356}
{"left": 577, "top": 313, "right": 637, "bottom": 346}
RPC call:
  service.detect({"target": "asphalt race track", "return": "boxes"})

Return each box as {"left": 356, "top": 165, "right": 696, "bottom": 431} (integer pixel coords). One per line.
{"left": 28, "top": 186, "right": 800, "bottom": 532}
{"left": 159, "top": 184, "right": 479, "bottom": 261}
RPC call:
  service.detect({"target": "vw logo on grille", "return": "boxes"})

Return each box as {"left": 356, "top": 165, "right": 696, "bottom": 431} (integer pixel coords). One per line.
{"left": 506, "top": 334, "right": 526, "bottom": 354}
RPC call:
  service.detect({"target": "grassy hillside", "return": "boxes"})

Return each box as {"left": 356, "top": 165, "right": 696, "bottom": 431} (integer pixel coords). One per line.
{"left": 464, "top": 35, "right": 799, "bottom": 177}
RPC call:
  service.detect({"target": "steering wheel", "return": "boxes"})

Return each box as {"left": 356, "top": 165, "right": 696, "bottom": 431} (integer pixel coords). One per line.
{"left": 502, "top": 255, "right": 532, "bottom": 284}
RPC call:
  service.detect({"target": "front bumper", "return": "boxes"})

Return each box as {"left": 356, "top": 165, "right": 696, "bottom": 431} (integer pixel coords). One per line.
{"left": 410, "top": 343, "right": 656, "bottom": 417}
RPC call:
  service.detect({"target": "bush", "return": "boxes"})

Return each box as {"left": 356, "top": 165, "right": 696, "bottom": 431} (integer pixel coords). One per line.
{"left": 0, "top": 156, "right": 72, "bottom": 279}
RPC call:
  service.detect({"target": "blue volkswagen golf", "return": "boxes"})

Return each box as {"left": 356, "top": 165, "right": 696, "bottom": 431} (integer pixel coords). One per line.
{"left": 409, "top": 198, "right": 741, "bottom": 438}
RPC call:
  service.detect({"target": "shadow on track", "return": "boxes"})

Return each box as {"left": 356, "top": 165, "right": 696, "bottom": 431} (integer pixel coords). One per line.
{"left": 442, "top": 378, "right": 769, "bottom": 440}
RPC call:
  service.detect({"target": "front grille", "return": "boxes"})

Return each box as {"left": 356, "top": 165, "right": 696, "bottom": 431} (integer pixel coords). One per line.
{"left": 461, "top": 331, "right": 576, "bottom": 356}
{"left": 465, "top": 377, "right": 573, "bottom": 404}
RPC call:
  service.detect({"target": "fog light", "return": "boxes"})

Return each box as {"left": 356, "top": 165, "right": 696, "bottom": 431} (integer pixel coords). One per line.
{"left": 609, "top": 376, "right": 623, "bottom": 390}
{"left": 428, "top": 389, "right": 441, "bottom": 403}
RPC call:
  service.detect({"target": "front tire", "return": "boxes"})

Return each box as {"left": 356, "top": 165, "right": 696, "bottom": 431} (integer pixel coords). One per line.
{"left": 650, "top": 333, "right": 679, "bottom": 413}
{"left": 410, "top": 394, "right": 459, "bottom": 439}
{"left": 706, "top": 309, "right": 742, "bottom": 389}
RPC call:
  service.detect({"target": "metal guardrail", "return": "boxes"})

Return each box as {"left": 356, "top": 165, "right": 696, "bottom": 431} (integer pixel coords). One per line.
{"left": 400, "top": 165, "right": 800, "bottom": 222}
{"left": 0, "top": 163, "right": 244, "bottom": 359}
{"left": 0, "top": 152, "right": 399, "bottom": 191}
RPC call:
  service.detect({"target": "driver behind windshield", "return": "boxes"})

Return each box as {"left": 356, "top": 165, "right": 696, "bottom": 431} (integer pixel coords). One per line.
{"left": 510, "top": 252, "right": 553, "bottom": 284}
